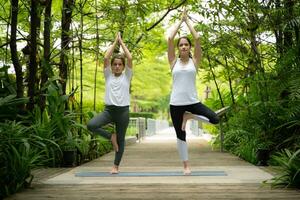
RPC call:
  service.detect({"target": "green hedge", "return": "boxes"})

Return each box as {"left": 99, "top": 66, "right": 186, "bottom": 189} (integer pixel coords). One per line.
{"left": 129, "top": 112, "right": 155, "bottom": 119}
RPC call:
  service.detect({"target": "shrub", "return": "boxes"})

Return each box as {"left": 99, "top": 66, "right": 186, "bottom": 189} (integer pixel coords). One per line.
{"left": 268, "top": 149, "right": 300, "bottom": 188}
{"left": 130, "top": 112, "right": 155, "bottom": 119}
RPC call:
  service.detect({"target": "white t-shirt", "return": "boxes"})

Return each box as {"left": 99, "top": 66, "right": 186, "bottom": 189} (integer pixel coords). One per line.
{"left": 170, "top": 58, "right": 199, "bottom": 105}
{"left": 104, "top": 66, "right": 132, "bottom": 106}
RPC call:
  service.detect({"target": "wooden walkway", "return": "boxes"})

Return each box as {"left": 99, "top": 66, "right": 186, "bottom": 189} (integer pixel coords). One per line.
{"left": 5, "top": 131, "right": 300, "bottom": 200}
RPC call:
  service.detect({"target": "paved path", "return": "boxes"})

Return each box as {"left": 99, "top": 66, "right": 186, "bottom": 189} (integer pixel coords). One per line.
{"left": 6, "top": 128, "right": 300, "bottom": 199}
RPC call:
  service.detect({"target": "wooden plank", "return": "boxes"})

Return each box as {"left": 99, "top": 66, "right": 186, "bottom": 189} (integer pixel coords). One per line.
{"left": 6, "top": 184, "right": 300, "bottom": 200}
{"left": 5, "top": 137, "right": 300, "bottom": 200}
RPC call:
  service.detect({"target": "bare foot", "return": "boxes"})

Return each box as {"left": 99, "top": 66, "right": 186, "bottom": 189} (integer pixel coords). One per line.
{"left": 182, "top": 112, "right": 192, "bottom": 131}
{"left": 110, "top": 165, "right": 119, "bottom": 174}
{"left": 183, "top": 167, "right": 191, "bottom": 175}
{"left": 111, "top": 133, "right": 119, "bottom": 152}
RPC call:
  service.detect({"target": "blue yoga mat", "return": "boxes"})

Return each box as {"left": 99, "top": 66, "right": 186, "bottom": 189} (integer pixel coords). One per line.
{"left": 75, "top": 171, "right": 227, "bottom": 177}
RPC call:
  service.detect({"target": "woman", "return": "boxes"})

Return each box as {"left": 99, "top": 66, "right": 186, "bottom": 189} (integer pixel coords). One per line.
{"left": 87, "top": 33, "right": 132, "bottom": 174}
{"left": 168, "top": 10, "right": 219, "bottom": 175}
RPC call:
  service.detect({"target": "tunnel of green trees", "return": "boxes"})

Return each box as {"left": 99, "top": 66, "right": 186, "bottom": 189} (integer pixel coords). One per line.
{"left": 0, "top": 0, "right": 299, "bottom": 197}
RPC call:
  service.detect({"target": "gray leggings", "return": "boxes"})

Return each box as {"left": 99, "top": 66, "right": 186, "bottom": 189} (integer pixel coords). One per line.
{"left": 87, "top": 105, "right": 129, "bottom": 166}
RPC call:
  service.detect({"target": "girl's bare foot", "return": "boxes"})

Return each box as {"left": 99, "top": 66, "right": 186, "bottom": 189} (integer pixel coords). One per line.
{"left": 111, "top": 133, "right": 119, "bottom": 152}
{"left": 110, "top": 165, "right": 119, "bottom": 174}
{"left": 183, "top": 167, "right": 191, "bottom": 175}
{"left": 182, "top": 112, "right": 192, "bottom": 131}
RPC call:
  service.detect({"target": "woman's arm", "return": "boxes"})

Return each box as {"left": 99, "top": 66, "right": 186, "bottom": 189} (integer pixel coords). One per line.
{"left": 104, "top": 34, "right": 118, "bottom": 69}
{"left": 168, "top": 18, "right": 183, "bottom": 68}
{"left": 118, "top": 32, "right": 132, "bottom": 69}
{"left": 184, "top": 14, "right": 202, "bottom": 66}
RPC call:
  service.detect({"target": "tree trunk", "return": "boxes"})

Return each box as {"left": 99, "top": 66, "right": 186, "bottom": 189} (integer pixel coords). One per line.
{"left": 79, "top": 0, "right": 84, "bottom": 125}
{"left": 207, "top": 56, "right": 224, "bottom": 108}
{"left": 27, "top": 0, "right": 39, "bottom": 111}
{"left": 60, "top": 0, "right": 74, "bottom": 95}
{"left": 274, "top": 0, "right": 284, "bottom": 55}
{"left": 5, "top": 4, "right": 11, "bottom": 64}
{"left": 224, "top": 56, "right": 235, "bottom": 105}
{"left": 283, "top": 0, "right": 294, "bottom": 51}
{"left": 93, "top": 0, "right": 100, "bottom": 111}
{"left": 10, "top": 0, "right": 24, "bottom": 106}
{"left": 71, "top": 33, "right": 76, "bottom": 111}
{"left": 247, "top": 6, "right": 269, "bottom": 102}
{"left": 40, "top": 0, "right": 52, "bottom": 110}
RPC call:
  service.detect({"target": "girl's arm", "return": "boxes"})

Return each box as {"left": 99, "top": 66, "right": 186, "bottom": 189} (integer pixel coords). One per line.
{"left": 118, "top": 32, "right": 132, "bottom": 69}
{"left": 104, "top": 33, "right": 118, "bottom": 69}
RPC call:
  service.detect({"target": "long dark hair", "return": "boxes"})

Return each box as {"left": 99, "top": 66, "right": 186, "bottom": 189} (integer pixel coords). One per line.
{"left": 177, "top": 36, "right": 192, "bottom": 58}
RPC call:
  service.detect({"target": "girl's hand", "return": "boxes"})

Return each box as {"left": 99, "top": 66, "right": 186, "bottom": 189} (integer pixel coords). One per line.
{"left": 181, "top": 9, "right": 187, "bottom": 21}
{"left": 118, "top": 32, "right": 124, "bottom": 44}
{"left": 114, "top": 32, "right": 119, "bottom": 44}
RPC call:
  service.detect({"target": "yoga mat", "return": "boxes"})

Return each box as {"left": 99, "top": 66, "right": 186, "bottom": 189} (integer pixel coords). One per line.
{"left": 75, "top": 171, "right": 227, "bottom": 177}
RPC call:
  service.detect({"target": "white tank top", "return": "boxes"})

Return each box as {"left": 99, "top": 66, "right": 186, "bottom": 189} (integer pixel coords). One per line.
{"left": 170, "top": 58, "right": 199, "bottom": 105}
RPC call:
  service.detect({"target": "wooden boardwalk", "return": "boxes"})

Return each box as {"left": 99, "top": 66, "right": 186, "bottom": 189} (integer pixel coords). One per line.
{"left": 5, "top": 131, "right": 300, "bottom": 200}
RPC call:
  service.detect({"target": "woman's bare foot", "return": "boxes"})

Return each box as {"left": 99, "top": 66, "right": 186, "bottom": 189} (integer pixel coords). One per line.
{"left": 182, "top": 112, "right": 193, "bottom": 131}
{"left": 183, "top": 160, "right": 191, "bottom": 175}
{"left": 111, "top": 133, "right": 119, "bottom": 152}
{"left": 110, "top": 165, "right": 119, "bottom": 174}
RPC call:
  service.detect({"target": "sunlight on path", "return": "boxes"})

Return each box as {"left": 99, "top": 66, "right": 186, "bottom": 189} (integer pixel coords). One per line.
{"left": 144, "top": 121, "right": 213, "bottom": 143}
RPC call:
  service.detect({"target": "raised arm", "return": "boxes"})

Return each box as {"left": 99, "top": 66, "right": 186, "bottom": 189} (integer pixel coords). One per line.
{"left": 168, "top": 18, "right": 183, "bottom": 68}
{"left": 184, "top": 14, "right": 202, "bottom": 66}
{"left": 118, "top": 32, "right": 132, "bottom": 69}
{"left": 104, "top": 34, "right": 118, "bottom": 69}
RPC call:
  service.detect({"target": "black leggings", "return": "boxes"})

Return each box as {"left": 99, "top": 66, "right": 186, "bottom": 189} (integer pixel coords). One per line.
{"left": 170, "top": 102, "right": 219, "bottom": 141}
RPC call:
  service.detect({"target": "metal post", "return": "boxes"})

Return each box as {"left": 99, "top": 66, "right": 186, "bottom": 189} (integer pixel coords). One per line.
{"left": 220, "top": 118, "right": 224, "bottom": 152}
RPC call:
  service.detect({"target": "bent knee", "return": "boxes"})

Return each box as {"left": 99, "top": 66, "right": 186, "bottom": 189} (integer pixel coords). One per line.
{"left": 87, "top": 122, "right": 96, "bottom": 132}
{"left": 176, "top": 135, "right": 186, "bottom": 142}
{"left": 210, "top": 116, "right": 220, "bottom": 124}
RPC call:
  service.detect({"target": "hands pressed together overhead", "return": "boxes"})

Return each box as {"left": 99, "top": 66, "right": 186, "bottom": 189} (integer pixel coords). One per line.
{"left": 168, "top": 9, "right": 202, "bottom": 68}
{"left": 181, "top": 8, "right": 188, "bottom": 22}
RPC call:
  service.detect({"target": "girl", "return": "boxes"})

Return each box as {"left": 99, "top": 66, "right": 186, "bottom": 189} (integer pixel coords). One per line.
{"left": 87, "top": 33, "right": 132, "bottom": 174}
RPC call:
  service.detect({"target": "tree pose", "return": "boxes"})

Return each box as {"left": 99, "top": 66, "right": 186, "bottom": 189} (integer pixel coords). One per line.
{"left": 168, "top": 10, "right": 219, "bottom": 175}
{"left": 87, "top": 33, "right": 133, "bottom": 174}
